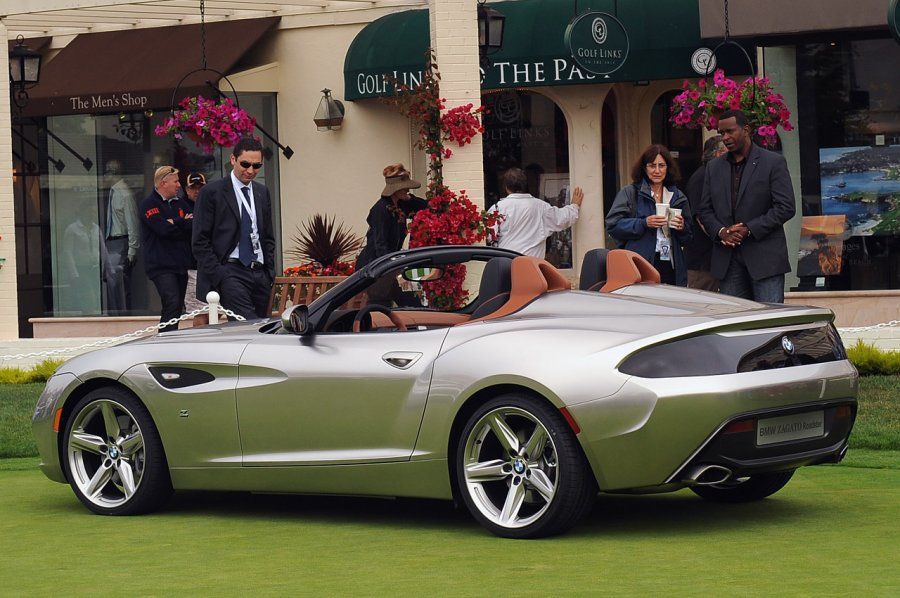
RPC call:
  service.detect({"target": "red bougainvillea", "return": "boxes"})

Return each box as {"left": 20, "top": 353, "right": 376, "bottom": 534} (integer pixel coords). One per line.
{"left": 385, "top": 51, "right": 500, "bottom": 309}
{"left": 441, "top": 103, "right": 485, "bottom": 150}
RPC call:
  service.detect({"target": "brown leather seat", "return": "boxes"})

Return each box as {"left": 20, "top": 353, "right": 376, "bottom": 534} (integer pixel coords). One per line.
{"left": 466, "top": 256, "right": 571, "bottom": 324}
{"left": 600, "top": 249, "right": 661, "bottom": 292}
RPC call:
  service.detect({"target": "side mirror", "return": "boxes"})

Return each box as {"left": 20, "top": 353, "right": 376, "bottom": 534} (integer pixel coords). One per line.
{"left": 401, "top": 266, "right": 444, "bottom": 282}
{"left": 281, "top": 304, "right": 310, "bottom": 335}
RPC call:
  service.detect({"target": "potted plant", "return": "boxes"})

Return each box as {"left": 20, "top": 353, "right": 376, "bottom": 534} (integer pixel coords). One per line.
{"left": 669, "top": 69, "right": 793, "bottom": 148}
{"left": 154, "top": 95, "right": 256, "bottom": 153}
{"left": 283, "top": 214, "right": 363, "bottom": 277}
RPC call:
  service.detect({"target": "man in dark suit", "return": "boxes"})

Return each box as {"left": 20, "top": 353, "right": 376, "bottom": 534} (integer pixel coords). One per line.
{"left": 192, "top": 137, "right": 276, "bottom": 319}
{"left": 684, "top": 135, "right": 725, "bottom": 292}
{"left": 698, "top": 110, "right": 796, "bottom": 302}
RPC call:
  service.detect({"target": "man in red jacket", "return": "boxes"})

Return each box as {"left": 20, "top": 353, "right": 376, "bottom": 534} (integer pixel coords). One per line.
{"left": 140, "top": 166, "right": 194, "bottom": 332}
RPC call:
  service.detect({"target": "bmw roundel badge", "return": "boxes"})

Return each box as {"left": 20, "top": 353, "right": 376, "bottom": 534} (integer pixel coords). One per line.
{"left": 781, "top": 336, "right": 795, "bottom": 355}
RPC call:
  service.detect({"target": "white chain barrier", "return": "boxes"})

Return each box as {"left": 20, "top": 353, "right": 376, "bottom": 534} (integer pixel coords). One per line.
{"left": 0, "top": 296, "right": 894, "bottom": 363}
{"left": 0, "top": 292, "right": 246, "bottom": 363}
{"left": 836, "top": 320, "right": 899, "bottom": 334}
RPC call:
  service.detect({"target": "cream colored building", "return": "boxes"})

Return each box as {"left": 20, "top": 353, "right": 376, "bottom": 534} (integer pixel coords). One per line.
{"left": 1, "top": 0, "right": 897, "bottom": 339}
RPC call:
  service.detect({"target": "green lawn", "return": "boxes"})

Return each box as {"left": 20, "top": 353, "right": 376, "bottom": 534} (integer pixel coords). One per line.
{"left": 0, "top": 383, "right": 44, "bottom": 458}
{"left": 1, "top": 379, "right": 898, "bottom": 593}
{"left": 0, "top": 465, "right": 896, "bottom": 594}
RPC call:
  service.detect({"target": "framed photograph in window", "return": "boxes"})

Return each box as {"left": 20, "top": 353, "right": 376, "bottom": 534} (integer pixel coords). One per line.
{"left": 538, "top": 173, "right": 574, "bottom": 269}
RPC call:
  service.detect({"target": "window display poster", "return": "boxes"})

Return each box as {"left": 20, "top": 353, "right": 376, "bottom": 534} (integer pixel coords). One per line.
{"left": 819, "top": 146, "right": 900, "bottom": 236}
{"left": 797, "top": 215, "right": 847, "bottom": 277}
{"left": 539, "top": 173, "right": 573, "bottom": 268}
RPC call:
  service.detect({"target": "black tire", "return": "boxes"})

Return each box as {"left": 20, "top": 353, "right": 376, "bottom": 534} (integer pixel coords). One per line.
{"left": 455, "top": 393, "right": 596, "bottom": 538}
{"left": 690, "top": 470, "right": 795, "bottom": 503}
{"left": 61, "top": 386, "right": 173, "bottom": 515}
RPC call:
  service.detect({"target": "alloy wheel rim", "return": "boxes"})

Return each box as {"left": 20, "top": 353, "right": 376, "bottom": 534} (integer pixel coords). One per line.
{"left": 462, "top": 407, "right": 558, "bottom": 529}
{"left": 67, "top": 399, "right": 145, "bottom": 508}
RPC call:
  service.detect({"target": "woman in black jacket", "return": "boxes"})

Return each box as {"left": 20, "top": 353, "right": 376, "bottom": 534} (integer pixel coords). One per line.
{"left": 355, "top": 163, "right": 428, "bottom": 304}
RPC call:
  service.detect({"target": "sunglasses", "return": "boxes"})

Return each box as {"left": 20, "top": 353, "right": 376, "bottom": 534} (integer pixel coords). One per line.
{"left": 239, "top": 161, "right": 263, "bottom": 170}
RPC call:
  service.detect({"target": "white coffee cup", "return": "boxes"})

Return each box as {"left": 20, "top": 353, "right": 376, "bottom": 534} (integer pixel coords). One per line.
{"left": 667, "top": 207, "right": 682, "bottom": 232}
{"left": 655, "top": 203, "right": 668, "bottom": 218}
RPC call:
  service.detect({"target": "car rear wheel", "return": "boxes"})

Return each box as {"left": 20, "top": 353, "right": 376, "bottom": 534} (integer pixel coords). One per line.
{"left": 690, "top": 470, "right": 795, "bottom": 503}
{"left": 456, "top": 394, "right": 596, "bottom": 538}
{"left": 62, "top": 387, "right": 172, "bottom": 515}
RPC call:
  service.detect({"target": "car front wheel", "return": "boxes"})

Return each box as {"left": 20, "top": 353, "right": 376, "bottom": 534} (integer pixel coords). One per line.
{"left": 62, "top": 387, "right": 172, "bottom": 515}
{"left": 690, "top": 470, "right": 795, "bottom": 503}
{"left": 456, "top": 394, "right": 596, "bottom": 538}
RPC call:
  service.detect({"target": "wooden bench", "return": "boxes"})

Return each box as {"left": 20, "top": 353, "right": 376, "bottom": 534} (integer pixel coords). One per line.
{"left": 267, "top": 275, "right": 373, "bottom": 318}
{"left": 266, "top": 276, "right": 350, "bottom": 318}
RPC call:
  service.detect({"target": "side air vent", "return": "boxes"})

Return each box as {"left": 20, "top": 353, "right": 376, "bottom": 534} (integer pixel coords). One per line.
{"left": 149, "top": 366, "right": 215, "bottom": 389}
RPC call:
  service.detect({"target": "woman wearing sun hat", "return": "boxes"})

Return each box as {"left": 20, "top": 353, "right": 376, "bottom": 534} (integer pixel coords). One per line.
{"left": 355, "top": 163, "right": 428, "bottom": 305}
{"left": 356, "top": 163, "right": 428, "bottom": 268}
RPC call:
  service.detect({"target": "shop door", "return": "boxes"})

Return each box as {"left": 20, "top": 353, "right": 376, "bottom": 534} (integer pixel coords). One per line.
{"left": 651, "top": 91, "right": 702, "bottom": 184}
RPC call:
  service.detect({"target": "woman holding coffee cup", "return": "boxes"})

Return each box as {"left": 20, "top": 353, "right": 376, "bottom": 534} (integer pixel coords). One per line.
{"left": 605, "top": 144, "right": 693, "bottom": 285}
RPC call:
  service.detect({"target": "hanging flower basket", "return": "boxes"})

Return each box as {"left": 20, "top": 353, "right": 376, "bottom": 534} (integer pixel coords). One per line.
{"left": 669, "top": 69, "right": 793, "bottom": 148}
{"left": 154, "top": 95, "right": 256, "bottom": 153}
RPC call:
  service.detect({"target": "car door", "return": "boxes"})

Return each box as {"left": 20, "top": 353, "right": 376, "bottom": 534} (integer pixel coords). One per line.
{"left": 236, "top": 327, "right": 449, "bottom": 466}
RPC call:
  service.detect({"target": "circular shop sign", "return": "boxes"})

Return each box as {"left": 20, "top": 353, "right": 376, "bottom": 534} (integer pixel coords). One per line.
{"left": 565, "top": 11, "right": 630, "bottom": 76}
{"left": 691, "top": 47, "right": 717, "bottom": 75}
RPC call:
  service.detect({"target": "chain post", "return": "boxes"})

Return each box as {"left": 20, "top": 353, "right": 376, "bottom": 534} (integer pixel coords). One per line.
{"left": 207, "top": 291, "right": 220, "bottom": 324}
{"left": 0, "top": 306, "right": 246, "bottom": 363}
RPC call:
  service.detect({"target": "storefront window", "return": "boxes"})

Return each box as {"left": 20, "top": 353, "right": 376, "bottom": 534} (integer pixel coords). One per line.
{"left": 482, "top": 90, "right": 573, "bottom": 268}
{"left": 795, "top": 39, "right": 900, "bottom": 291}
{"left": 651, "top": 90, "right": 702, "bottom": 184}
{"left": 39, "top": 93, "right": 281, "bottom": 318}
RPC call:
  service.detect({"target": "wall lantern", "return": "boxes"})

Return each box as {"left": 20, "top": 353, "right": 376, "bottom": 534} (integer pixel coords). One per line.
{"left": 477, "top": 0, "right": 506, "bottom": 58}
{"left": 314, "top": 89, "right": 345, "bottom": 131}
{"left": 9, "top": 35, "right": 42, "bottom": 109}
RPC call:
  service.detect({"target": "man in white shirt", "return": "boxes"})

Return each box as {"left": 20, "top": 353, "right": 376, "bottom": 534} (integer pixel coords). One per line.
{"left": 489, "top": 168, "right": 583, "bottom": 259}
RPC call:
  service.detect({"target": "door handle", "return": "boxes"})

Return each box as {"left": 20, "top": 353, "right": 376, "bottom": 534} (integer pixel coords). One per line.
{"left": 382, "top": 351, "right": 423, "bottom": 369}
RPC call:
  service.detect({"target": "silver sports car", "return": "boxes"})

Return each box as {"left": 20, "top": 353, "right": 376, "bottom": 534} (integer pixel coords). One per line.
{"left": 32, "top": 246, "right": 857, "bottom": 538}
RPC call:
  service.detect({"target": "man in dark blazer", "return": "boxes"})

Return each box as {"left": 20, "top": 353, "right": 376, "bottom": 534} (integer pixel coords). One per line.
{"left": 698, "top": 110, "right": 796, "bottom": 302}
{"left": 192, "top": 137, "right": 276, "bottom": 319}
{"left": 140, "top": 166, "right": 193, "bottom": 332}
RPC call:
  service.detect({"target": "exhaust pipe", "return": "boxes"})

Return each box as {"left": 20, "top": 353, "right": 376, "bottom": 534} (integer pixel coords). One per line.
{"left": 683, "top": 464, "right": 732, "bottom": 486}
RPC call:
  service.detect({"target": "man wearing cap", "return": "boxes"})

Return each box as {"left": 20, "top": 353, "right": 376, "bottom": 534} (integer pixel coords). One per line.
{"left": 355, "top": 163, "right": 428, "bottom": 305}
{"left": 193, "top": 137, "right": 276, "bottom": 319}
{"left": 140, "top": 166, "right": 194, "bottom": 332}
{"left": 102, "top": 159, "right": 140, "bottom": 312}
{"left": 182, "top": 173, "right": 206, "bottom": 312}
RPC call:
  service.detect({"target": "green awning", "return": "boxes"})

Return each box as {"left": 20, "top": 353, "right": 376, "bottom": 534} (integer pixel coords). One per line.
{"left": 344, "top": 0, "right": 753, "bottom": 100}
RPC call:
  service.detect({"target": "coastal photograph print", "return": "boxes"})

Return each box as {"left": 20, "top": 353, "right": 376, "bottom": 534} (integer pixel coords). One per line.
{"left": 819, "top": 145, "right": 900, "bottom": 237}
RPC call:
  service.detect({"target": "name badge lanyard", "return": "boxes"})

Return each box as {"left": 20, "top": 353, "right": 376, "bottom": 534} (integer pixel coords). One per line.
{"left": 238, "top": 188, "right": 262, "bottom": 256}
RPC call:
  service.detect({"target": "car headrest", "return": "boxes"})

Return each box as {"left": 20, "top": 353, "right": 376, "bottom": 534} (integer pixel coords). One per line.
{"left": 600, "top": 249, "right": 661, "bottom": 292}
{"left": 579, "top": 248, "right": 610, "bottom": 291}
{"left": 477, "top": 257, "right": 512, "bottom": 301}
{"left": 466, "top": 256, "right": 570, "bottom": 323}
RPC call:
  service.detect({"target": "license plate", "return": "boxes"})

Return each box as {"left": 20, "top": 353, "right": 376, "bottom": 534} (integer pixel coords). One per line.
{"left": 756, "top": 411, "right": 825, "bottom": 446}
